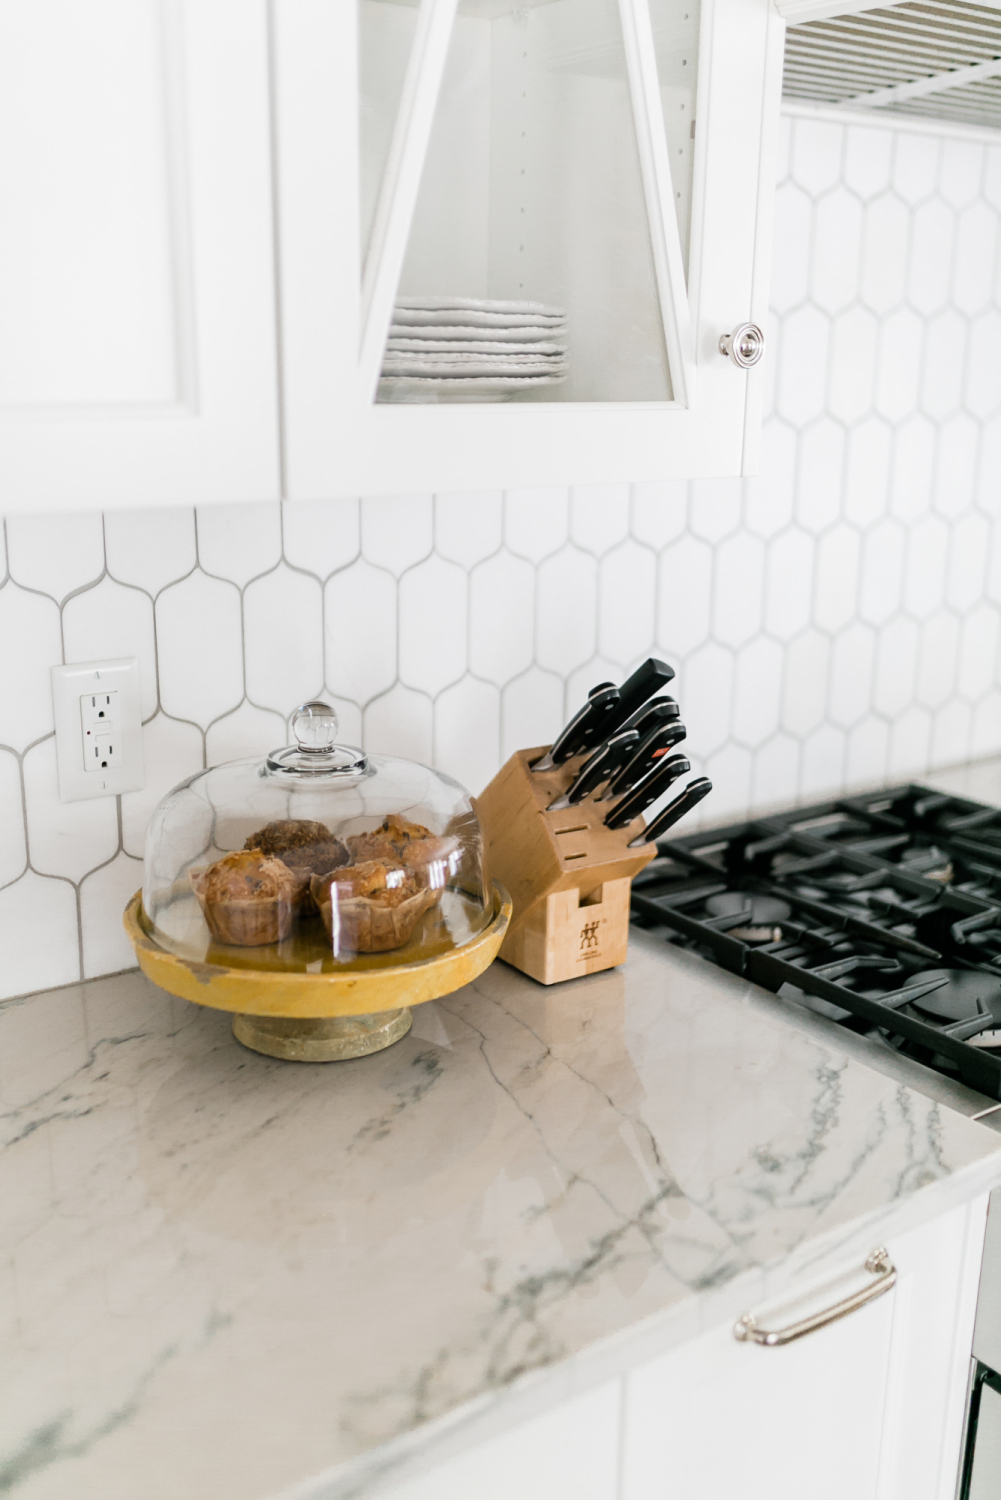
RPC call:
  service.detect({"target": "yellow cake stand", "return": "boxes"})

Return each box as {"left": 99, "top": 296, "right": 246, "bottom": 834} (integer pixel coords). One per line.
{"left": 123, "top": 882, "right": 512, "bottom": 1062}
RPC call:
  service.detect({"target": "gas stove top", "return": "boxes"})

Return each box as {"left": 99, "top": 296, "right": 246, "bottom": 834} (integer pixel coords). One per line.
{"left": 631, "top": 785, "right": 1001, "bottom": 1101}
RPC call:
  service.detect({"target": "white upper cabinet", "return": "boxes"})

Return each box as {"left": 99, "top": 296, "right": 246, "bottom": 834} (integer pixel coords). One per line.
{"left": 0, "top": 0, "right": 280, "bottom": 515}
{"left": 274, "top": 0, "right": 785, "bottom": 496}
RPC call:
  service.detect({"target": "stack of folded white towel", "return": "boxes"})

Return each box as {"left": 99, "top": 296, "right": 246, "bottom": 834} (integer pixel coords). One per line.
{"left": 380, "top": 296, "right": 568, "bottom": 395}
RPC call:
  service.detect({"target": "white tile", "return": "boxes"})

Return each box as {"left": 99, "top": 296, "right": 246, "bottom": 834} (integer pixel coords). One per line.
{"left": 244, "top": 563, "right": 324, "bottom": 714}
{"left": 860, "top": 193, "right": 909, "bottom": 315}
{"left": 433, "top": 676, "right": 500, "bottom": 795}
{"left": 972, "top": 691, "right": 1001, "bottom": 758}
{"left": 504, "top": 488, "right": 568, "bottom": 562}
{"left": 958, "top": 605, "right": 1000, "bottom": 700}
{"left": 790, "top": 117, "right": 843, "bottom": 196}
{"left": 875, "top": 306, "right": 923, "bottom": 422}
{"left": 0, "top": 748, "right": 25, "bottom": 887}
{"left": 570, "top": 484, "right": 630, "bottom": 555}
{"left": 23, "top": 737, "right": 118, "bottom": 882}
{"left": 712, "top": 533, "right": 764, "bottom": 648}
{"left": 731, "top": 636, "right": 783, "bottom": 746}
{"left": 921, "top": 309, "right": 966, "bottom": 420}
{"left": 468, "top": 550, "right": 534, "bottom": 685}
{"left": 800, "top": 724, "right": 846, "bottom": 797}
{"left": 892, "top": 131, "right": 940, "bottom": 205}
{"left": 687, "top": 479, "right": 742, "bottom": 543}
{"left": 326, "top": 696, "right": 363, "bottom": 748}
{"left": 985, "top": 145, "right": 1001, "bottom": 211}
{"left": 814, "top": 524, "right": 860, "bottom": 633}
{"left": 828, "top": 307, "right": 878, "bottom": 425}
{"left": 782, "top": 629, "right": 830, "bottom": 735}
{"left": 903, "top": 513, "right": 949, "bottom": 616}
{"left": 196, "top": 502, "right": 282, "bottom": 586}
{"left": 156, "top": 570, "right": 243, "bottom": 726}
{"left": 889, "top": 414, "right": 936, "bottom": 522}
{"left": 80, "top": 851, "right": 144, "bottom": 978}
{"left": 765, "top": 528, "right": 814, "bottom": 639}
{"left": 887, "top": 705, "right": 932, "bottom": 778}
{"left": 0, "top": 584, "right": 62, "bottom": 751}
{"left": 702, "top": 744, "right": 752, "bottom": 822}
{"left": 965, "top": 310, "right": 1001, "bottom": 419}
{"left": 775, "top": 305, "right": 830, "bottom": 426}
{"left": 434, "top": 492, "right": 502, "bottom": 569}
{"left": 844, "top": 126, "right": 893, "bottom": 200}
{"left": 0, "top": 872, "right": 79, "bottom": 1000}
{"left": 120, "top": 713, "right": 204, "bottom": 860}
{"left": 282, "top": 498, "right": 360, "bottom": 577}
{"left": 795, "top": 418, "right": 844, "bottom": 533}
{"left": 776, "top": 112, "right": 792, "bottom": 183}
{"left": 988, "top": 515, "right": 1001, "bottom": 605}
{"left": 104, "top": 508, "right": 196, "bottom": 596}
{"left": 680, "top": 641, "right": 733, "bottom": 755}
{"left": 325, "top": 558, "right": 397, "bottom": 703}
{"left": 978, "top": 417, "right": 1001, "bottom": 519}
{"left": 630, "top": 481, "right": 688, "bottom": 549}
{"left": 930, "top": 699, "right": 971, "bottom": 767}
{"left": 6, "top": 512, "right": 104, "bottom": 600}
{"left": 829, "top": 622, "right": 875, "bottom": 727}
{"left": 811, "top": 187, "right": 863, "bottom": 314}
{"left": 859, "top": 519, "right": 905, "bottom": 626}
{"left": 843, "top": 417, "right": 892, "bottom": 529}
{"left": 363, "top": 683, "right": 433, "bottom": 764}
{"left": 908, "top": 198, "right": 954, "bottom": 315}
{"left": 933, "top": 412, "right": 978, "bottom": 520}
{"left": 399, "top": 554, "right": 467, "bottom": 695}
{"left": 939, "top": 139, "right": 983, "bottom": 208}
{"left": 500, "top": 666, "right": 564, "bottom": 760}
{"left": 873, "top": 616, "right": 920, "bottom": 716}
{"left": 845, "top": 716, "right": 889, "bottom": 788}
{"left": 745, "top": 423, "right": 794, "bottom": 540}
{"left": 62, "top": 577, "right": 157, "bottom": 719}
{"left": 947, "top": 511, "right": 990, "bottom": 612}
{"left": 769, "top": 183, "right": 812, "bottom": 314}
{"left": 599, "top": 541, "right": 656, "bottom": 664}
{"left": 361, "top": 495, "right": 433, "bottom": 574}
{"left": 536, "top": 546, "right": 597, "bottom": 675}
{"left": 657, "top": 534, "right": 712, "bottom": 657}
{"left": 953, "top": 203, "right": 997, "bottom": 315}
{"left": 204, "top": 701, "right": 286, "bottom": 767}
{"left": 751, "top": 733, "right": 800, "bottom": 810}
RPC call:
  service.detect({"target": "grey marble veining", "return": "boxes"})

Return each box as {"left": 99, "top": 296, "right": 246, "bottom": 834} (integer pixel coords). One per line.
{"left": 3, "top": 933, "right": 1001, "bottom": 1500}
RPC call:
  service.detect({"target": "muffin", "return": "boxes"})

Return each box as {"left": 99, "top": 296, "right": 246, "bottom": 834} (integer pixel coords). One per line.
{"left": 310, "top": 858, "right": 440, "bottom": 954}
{"left": 244, "top": 819, "right": 350, "bottom": 916}
{"left": 191, "top": 849, "right": 300, "bottom": 947}
{"left": 347, "top": 814, "right": 455, "bottom": 886}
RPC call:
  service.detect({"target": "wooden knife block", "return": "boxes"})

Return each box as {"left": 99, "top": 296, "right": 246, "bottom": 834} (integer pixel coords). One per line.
{"left": 475, "top": 746, "right": 657, "bottom": 985}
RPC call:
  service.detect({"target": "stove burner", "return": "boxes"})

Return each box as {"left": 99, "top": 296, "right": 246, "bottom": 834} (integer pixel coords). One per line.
{"left": 704, "top": 891, "right": 792, "bottom": 944}
{"left": 906, "top": 969, "right": 1001, "bottom": 1023}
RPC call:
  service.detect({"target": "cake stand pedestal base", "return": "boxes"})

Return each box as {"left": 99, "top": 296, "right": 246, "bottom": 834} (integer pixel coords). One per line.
{"left": 232, "top": 1008, "right": 413, "bottom": 1062}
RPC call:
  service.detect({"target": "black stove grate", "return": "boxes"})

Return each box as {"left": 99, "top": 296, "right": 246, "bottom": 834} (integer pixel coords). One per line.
{"left": 631, "top": 784, "right": 1001, "bottom": 1100}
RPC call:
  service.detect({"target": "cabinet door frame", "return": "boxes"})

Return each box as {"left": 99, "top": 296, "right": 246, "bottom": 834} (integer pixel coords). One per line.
{"left": 0, "top": 0, "right": 280, "bottom": 516}
{"left": 274, "top": 0, "right": 785, "bottom": 498}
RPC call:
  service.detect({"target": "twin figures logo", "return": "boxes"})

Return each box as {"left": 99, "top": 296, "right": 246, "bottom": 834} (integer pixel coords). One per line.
{"left": 579, "top": 918, "right": 602, "bottom": 955}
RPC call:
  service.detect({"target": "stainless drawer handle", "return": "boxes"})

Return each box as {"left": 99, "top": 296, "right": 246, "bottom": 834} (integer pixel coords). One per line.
{"left": 733, "top": 1248, "right": 896, "bottom": 1347}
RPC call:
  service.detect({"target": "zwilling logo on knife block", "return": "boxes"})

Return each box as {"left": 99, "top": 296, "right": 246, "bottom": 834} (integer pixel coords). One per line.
{"left": 579, "top": 918, "right": 602, "bottom": 956}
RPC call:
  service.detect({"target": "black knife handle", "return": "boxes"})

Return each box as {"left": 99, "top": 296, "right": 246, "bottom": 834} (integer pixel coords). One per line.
{"left": 548, "top": 729, "right": 640, "bottom": 809}
{"left": 629, "top": 777, "right": 713, "bottom": 846}
{"left": 618, "top": 696, "right": 679, "bottom": 737}
{"left": 616, "top": 658, "right": 675, "bottom": 718}
{"left": 532, "top": 686, "right": 622, "bottom": 770}
{"left": 604, "top": 754, "right": 690, "bottom": 830}
{"left": 600, "top": 721, "right": 687, "bottom": 800}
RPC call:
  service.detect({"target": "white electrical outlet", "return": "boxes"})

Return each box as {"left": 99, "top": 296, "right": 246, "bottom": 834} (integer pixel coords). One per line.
{"left": 51, "top": 658, "right": 144, "bottom": 802}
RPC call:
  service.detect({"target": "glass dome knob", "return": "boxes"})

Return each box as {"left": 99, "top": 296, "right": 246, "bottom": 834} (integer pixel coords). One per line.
{"left": 292, "top": 701, "right": 339, "bottom": 752}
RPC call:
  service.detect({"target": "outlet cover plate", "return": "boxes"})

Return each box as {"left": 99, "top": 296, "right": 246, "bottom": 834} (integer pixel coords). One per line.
{"left": 52, "top": 658, "right": 145, "bottom": 802}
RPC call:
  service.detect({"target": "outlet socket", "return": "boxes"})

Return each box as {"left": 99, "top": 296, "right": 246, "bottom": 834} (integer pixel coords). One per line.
{"left": 52, "top": 659, "right": 144, "bottom": 802}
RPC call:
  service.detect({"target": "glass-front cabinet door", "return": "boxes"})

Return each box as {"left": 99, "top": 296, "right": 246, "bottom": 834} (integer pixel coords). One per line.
{"left": 274, "top": 0, "right": 783, "bottom": 494}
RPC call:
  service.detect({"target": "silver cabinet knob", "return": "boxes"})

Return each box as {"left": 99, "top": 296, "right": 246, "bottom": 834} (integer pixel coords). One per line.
{"left": 719, "top": 322, "right": 764, "bottom": 369}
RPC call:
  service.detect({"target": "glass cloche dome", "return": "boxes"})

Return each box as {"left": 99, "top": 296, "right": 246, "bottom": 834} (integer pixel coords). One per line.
{"left": 143, "top": 702, "right": 491, "bottom": 973}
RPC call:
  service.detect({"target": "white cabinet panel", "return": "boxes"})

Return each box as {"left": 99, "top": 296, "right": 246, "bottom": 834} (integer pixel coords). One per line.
{"left": 379, "top": 1380, "right": 621, "bottom": 1500}
{"left": 0, "top": 0, "right": 279, "bottom": 513}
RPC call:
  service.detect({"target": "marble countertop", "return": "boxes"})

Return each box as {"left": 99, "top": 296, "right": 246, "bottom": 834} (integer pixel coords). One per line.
{"left": 5, "top": 904, "right": 1001, "bottom": 1500}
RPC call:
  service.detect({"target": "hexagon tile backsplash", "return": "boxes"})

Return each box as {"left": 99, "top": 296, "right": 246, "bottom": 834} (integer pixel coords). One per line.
{"left": 3, "top": 105, "right": 1001, "bottom": 1000}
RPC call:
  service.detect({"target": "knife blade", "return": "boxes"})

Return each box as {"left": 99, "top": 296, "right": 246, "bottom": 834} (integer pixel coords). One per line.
{"left": 547, "top": 729, "right": 640, "bottom": 810}
{"left": 531, "top": 686, "right": 623, "bottom": 771}
{"left": 627, "top": 776, "right": 713, "bottom": 847}
{"left": 603, "top": 753, "right": 690, "bottom": 830}
{"left": 597, "top": 720, "right": 688, "bottom": 801}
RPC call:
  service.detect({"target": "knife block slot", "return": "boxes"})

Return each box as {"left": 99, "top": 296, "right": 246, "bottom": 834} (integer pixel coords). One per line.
{"left": 475, "top": 745, "right": 656, "bottom": 986}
